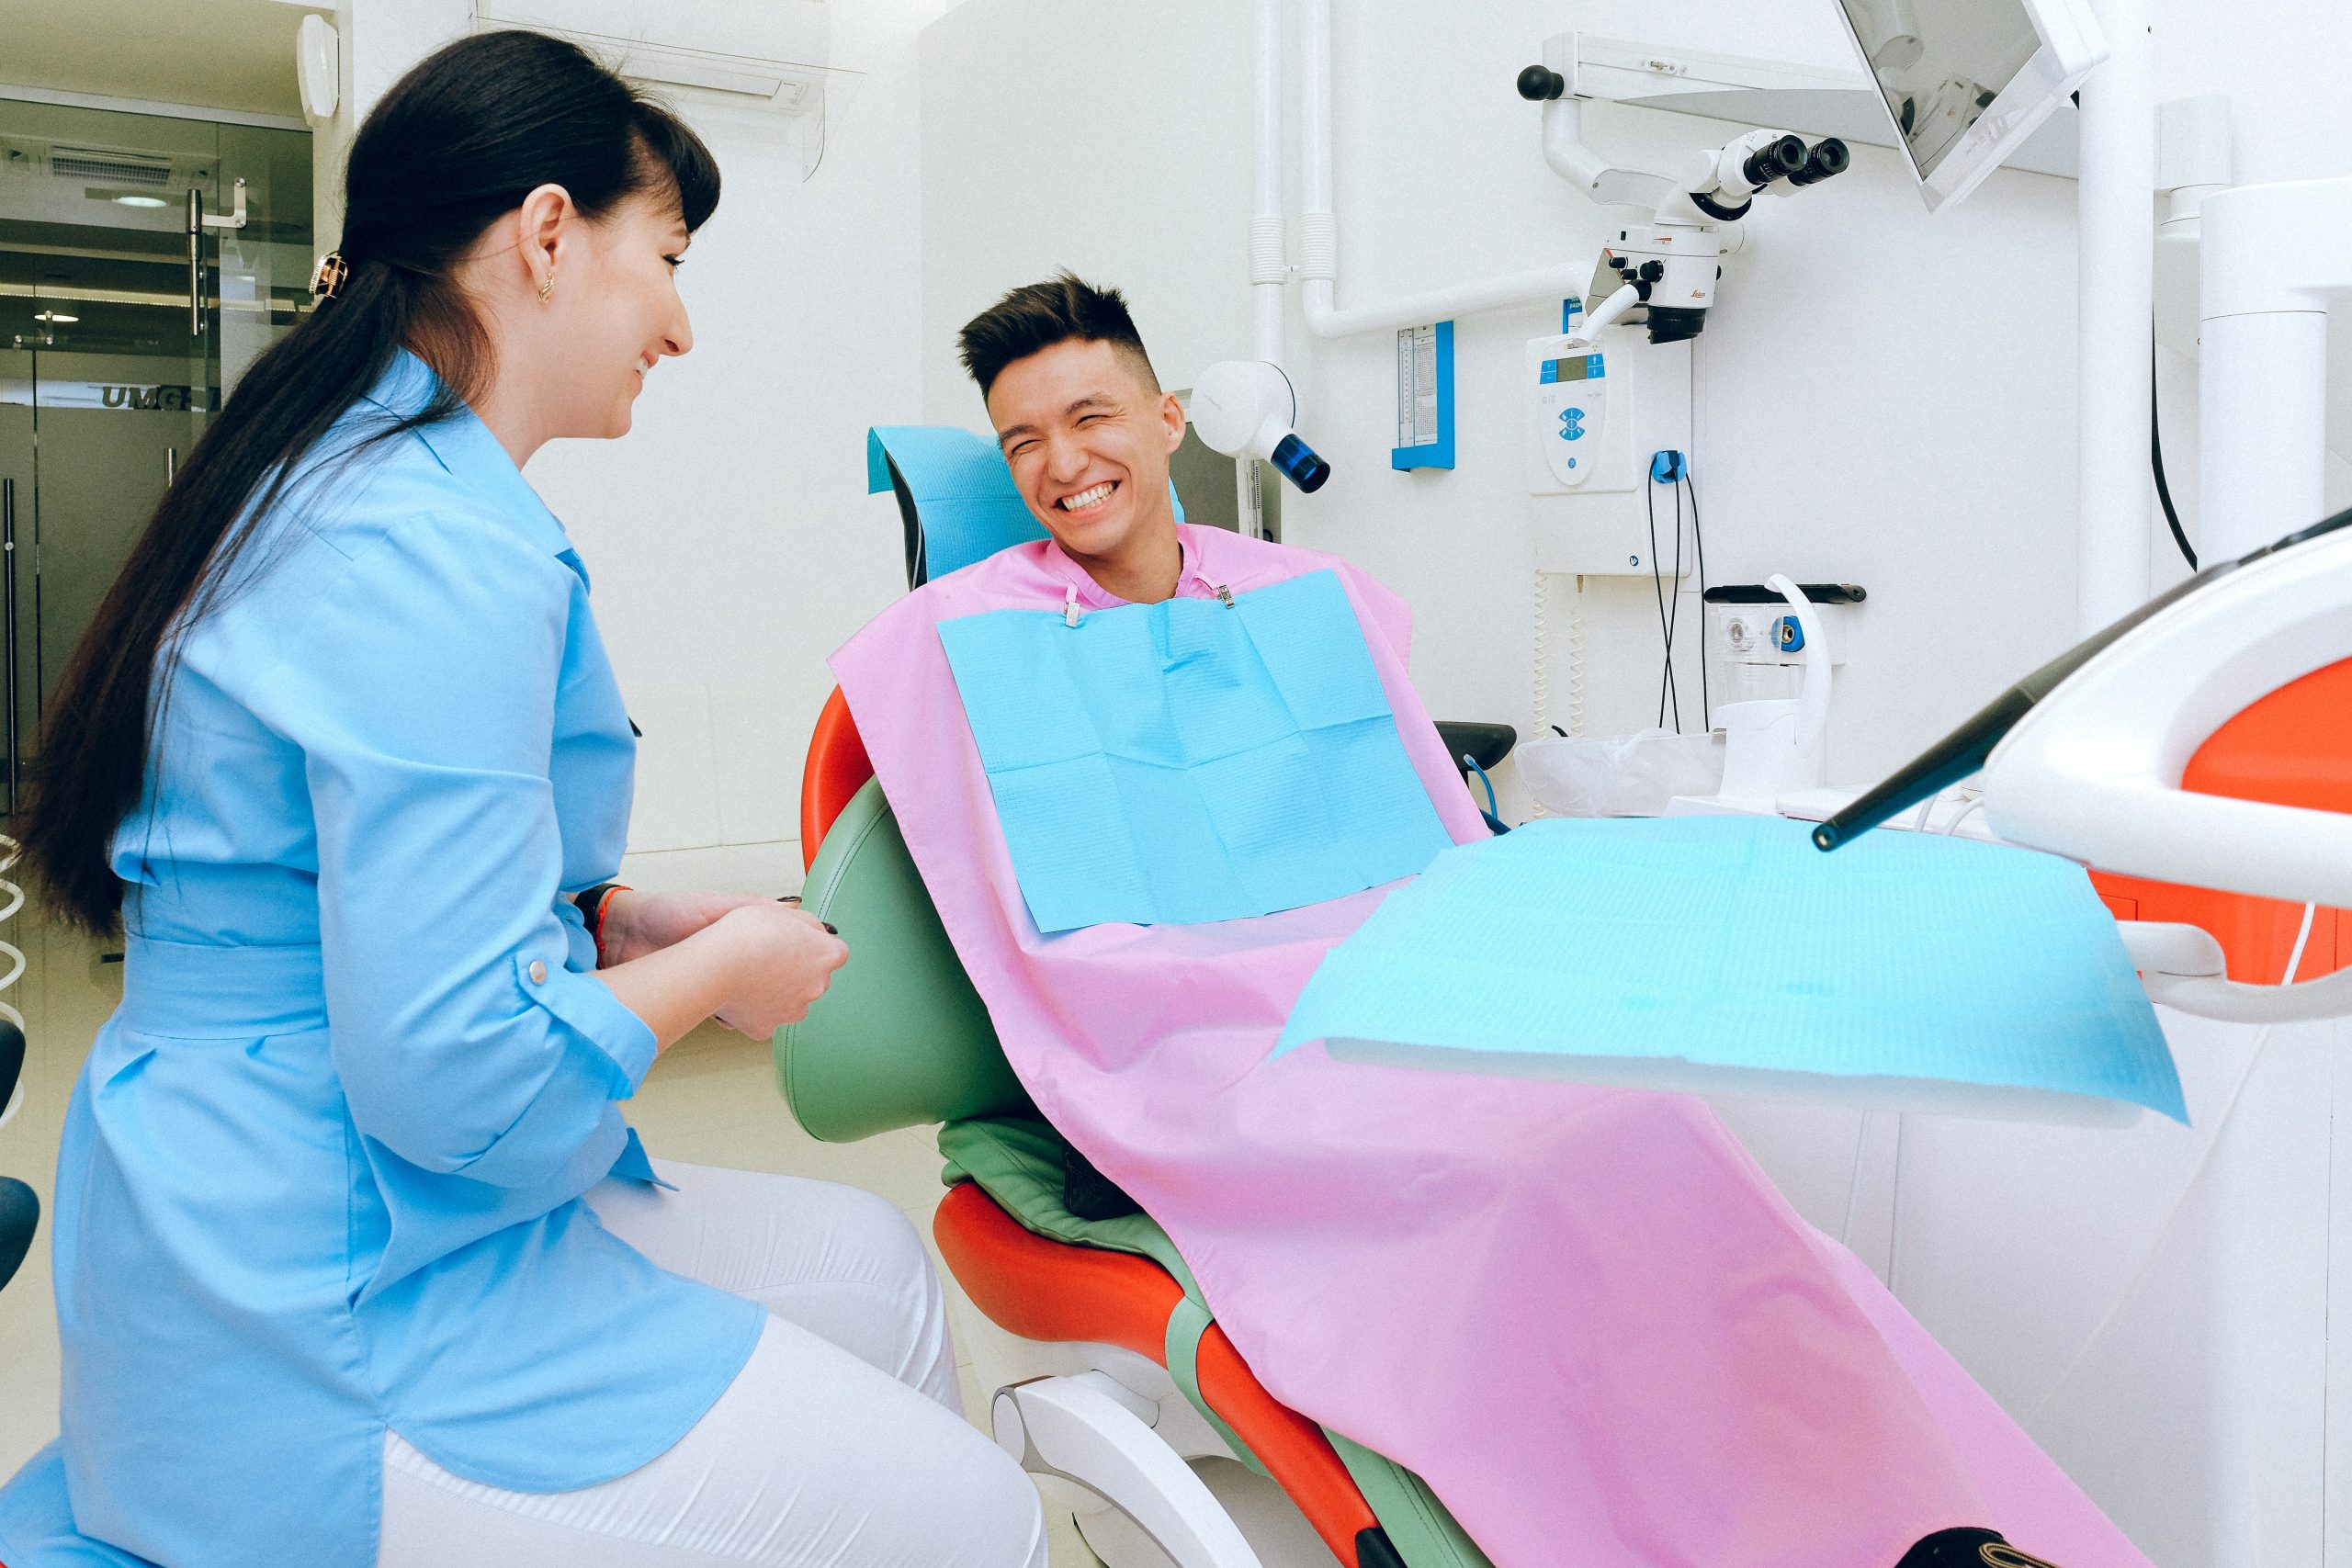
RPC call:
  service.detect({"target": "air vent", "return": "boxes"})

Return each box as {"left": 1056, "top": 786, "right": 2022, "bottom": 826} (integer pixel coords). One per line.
{"left": 50, "top": 148, "right": 173, "bottom": 186}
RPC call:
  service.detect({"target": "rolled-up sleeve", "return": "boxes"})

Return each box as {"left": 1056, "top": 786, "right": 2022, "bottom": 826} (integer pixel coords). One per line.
{"left": 283, "top": 507, "right": 654, "bottom": 1190}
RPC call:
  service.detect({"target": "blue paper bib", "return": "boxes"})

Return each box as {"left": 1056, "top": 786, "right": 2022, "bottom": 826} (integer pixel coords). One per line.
{"left": 1277, "top": 816, "right": 2187, "bottom": 1122}
{"left": 938, "top": 570, "right": 1455, "bottom": 933}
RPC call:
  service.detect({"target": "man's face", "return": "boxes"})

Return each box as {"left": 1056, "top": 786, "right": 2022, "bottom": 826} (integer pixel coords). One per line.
{"left": 985, "top": 338, "right": 1186, "bottom": 568}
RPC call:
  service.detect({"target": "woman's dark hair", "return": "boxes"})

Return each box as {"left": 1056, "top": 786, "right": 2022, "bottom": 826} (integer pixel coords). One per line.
{"left": 22, "top": 29, "right": 719, "bottom": 933}
{"left": 958, "top": 271, "right": 1159, "bottom": 400}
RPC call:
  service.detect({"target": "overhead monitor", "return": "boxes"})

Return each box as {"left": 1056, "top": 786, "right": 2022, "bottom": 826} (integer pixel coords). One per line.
{"left": 1833, "top": 0, "right": 2107, "bottom": 211}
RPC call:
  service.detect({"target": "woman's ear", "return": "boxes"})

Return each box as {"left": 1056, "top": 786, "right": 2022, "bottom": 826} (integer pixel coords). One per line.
{"left": 512, "top": 183, "right": 576, "bottom": 298}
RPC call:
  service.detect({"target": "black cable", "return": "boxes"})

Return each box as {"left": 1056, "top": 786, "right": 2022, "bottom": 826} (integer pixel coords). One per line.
{"left": 1682, "top": 469, "right": 1711, "bottom": 730}
{"left": 2151, "top": 336, "right": 2197, "bottom": 570}
{"left": 1666, "top": 480, "right": 1687, "bottom": 731}
{"left": 1645, "top": 479, "right": 1679, "bottom": 729}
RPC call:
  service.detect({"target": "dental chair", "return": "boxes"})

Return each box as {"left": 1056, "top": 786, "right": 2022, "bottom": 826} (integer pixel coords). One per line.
{"left": 783, "top": 689, "right": 1493, "bottom": 1568}
{"left": 781, "top": 434, "right": 1510, "bottom": 1566}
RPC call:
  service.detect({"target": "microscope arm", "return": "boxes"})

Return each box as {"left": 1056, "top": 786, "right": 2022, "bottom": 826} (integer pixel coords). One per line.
{"left": 1562, "top": 281, "right": 1644, "bottom": 348}
{"left": 1540, "top": 96, "right": 1675, "bottom": 210}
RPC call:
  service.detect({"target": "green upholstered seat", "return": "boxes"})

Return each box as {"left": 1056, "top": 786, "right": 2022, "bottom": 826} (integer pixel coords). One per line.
{"left": 776, "top": 779, "right": 1034, "bottom": 1141}
{"left": 776, "top": 777, "right": 1491, "bottom": 1568}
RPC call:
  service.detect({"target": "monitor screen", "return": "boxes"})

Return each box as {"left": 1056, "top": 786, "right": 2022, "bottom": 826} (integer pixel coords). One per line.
{"left": 1838, "top": 0, "right": 2046, "bottom": 182}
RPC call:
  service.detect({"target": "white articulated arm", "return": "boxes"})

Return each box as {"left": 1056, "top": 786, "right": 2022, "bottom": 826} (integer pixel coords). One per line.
{"left": 992, "top": 1375, "right": 1265, "bottom": 1568}
{"left": 1541, "top": 97, "right": 1674, "bottom": 209}
{"left": 1563, "top": 282, "right": 1643, "bottom": 347}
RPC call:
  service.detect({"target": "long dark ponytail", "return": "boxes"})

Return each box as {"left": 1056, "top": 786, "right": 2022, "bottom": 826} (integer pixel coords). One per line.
{"left": 24, "top": 29, "right": 719, "bottom": 934}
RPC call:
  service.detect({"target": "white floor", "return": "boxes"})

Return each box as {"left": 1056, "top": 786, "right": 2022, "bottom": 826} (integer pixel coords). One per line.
{"left": 0, "top": 912, "right": 1100, "bottom": 1567}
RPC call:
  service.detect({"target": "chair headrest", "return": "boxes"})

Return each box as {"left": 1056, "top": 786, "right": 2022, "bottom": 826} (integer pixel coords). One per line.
{"left": 866, "top": 425, "right": 1190, "bottom": 588}
{"left": 867, "top": 427, "right": 1047, "bottom": 588}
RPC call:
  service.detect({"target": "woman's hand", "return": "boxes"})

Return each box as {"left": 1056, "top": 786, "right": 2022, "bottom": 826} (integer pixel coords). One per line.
{"left": 594, "top": 900, "right": 845, "bottom": 1052}
{"left": 706, "top": 903, "right": 849, "bottom": 1038}
{"left": 598, "top": 889, "right": 775, "bottom": 966}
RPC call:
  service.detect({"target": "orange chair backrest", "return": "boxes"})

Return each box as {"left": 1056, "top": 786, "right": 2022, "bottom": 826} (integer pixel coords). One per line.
{"left": 801, "top": 687, "right": 876, "bottom": 872}
{"left": 2089, "top": 657, "right": 2352, "bottom": 982}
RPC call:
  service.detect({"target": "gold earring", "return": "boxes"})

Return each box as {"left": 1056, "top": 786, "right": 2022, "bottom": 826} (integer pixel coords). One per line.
{"left": 537, "top": 269, "right": 555, "bottom": 304}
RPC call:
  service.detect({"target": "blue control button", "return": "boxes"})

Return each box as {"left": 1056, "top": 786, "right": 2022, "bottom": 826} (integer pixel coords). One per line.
{"left": 1558, "top": 408, "right": 1585, "bottom": 440}
{"left": 1586, "top": 354, "right": 1606, "bottom": 378}
{"left": 1567, "top": 457, "right": 1577, "bottom": 468}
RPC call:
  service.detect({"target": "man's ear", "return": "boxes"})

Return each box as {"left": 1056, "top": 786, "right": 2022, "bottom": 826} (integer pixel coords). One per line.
{"left": 1159, "top": 390, "right": 1187, "bottom": 455}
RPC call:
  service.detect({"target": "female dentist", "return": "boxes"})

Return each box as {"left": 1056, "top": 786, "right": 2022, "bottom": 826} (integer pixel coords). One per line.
{"left": 0, "top": 30, "right": 1046, "bottom": 1568}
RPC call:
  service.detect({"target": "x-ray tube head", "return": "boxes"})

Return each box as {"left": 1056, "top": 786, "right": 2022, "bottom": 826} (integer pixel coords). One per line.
{"left": 1190, "top": 360, "right": 1331, "bottom": 493}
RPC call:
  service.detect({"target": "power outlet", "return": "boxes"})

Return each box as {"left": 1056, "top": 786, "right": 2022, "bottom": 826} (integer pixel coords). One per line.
{"left": 1707, "top": 603, "right": 1853, "bottom": 667}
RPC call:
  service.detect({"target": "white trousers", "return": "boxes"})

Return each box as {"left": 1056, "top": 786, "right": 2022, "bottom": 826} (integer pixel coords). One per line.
{"left": 377, "top": 1160, "right": 1048, "bottom": 1568}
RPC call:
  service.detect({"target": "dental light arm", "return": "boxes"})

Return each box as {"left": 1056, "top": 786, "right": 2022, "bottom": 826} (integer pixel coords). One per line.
{"left": 1815, "top": 509, "right": 2352, "bottom": 1022}
{"left": 1190, "top": 360, "right": 1332, "bottom": 493}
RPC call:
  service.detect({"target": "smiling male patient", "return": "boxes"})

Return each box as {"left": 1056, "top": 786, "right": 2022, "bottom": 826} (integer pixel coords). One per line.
{"left": 962, "top": 273, "right": 1197, "bottom": 605}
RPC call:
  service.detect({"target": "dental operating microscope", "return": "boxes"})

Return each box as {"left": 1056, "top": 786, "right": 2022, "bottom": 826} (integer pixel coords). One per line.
{"left": 1514, "top": 62, "right": 1850, "bottom": 347}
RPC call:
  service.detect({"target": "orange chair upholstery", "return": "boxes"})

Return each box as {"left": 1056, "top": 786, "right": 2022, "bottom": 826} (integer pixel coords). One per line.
{"left": 2088, "top": 657, "right": 2352, "bottom": 982}
{"left": 799, "top": 687, "right": 1386, "bottom": 1565}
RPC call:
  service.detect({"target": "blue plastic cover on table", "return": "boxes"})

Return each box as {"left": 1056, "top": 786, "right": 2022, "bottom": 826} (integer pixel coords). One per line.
{"left": 938, "top": 569, "right": 1455, "bottom": 934}
{"left": 866, "top": 425, "right": 1185, "bottom": 581}
{"left": 1276, "top": 816, "right": 2188, "bottom": 1122}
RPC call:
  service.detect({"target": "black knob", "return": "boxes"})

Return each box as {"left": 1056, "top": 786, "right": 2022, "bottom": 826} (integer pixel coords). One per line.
{"left": 1739, "top": 133, "right": 1809, "bottom": 187}
{"left": 1606, "top": 253, "right": 1630, "bottom": 272}
{"left": 1636, "top": 260, "right": 1665, "bottom": 283}
{"left": 1516, "top": 64, "right": 1566, "bottom": 101}
{"left": 1788, "top": 137, "right": 1852, "bottom": 187}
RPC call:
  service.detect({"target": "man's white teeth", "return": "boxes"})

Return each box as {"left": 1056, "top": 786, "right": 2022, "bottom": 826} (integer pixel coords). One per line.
{"left": 1060, "top": 481, "right": 1116, "bottom": 511}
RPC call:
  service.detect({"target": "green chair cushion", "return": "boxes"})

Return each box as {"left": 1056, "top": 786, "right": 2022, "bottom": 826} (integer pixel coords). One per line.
{"left": 937, "top": 1115, "right": 1203, "bottom": 1302}
{"left": 775, "top": 778, "right": 1034, "bottom": 1141}
{"left": 777, "top": 778, "right": 1486, "bottom": 1565}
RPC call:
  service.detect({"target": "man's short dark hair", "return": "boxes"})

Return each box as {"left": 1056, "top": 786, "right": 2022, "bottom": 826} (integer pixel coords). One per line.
{"left": 958, "top": 272, "right": 1159, "bottom": 400}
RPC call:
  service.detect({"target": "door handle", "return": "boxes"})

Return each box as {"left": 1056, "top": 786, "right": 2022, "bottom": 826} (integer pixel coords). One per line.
{"left": 187, "top": 188, "right": 205, "bottom": 338}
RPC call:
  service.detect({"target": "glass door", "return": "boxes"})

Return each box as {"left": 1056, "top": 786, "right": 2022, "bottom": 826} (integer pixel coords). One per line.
{"left": 0, "top": 342, "right": 29, "bottom": 819}
{"left": 0, "top": 96, "right": 311, "bottom": 816}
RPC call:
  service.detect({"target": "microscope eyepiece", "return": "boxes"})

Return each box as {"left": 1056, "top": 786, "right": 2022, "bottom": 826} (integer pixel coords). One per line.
{"left": 1788, "top": 138, "right": 1851, "bottom": 187}
{"left": 1740, "top": 134, "right": 1809, "bottom": 188}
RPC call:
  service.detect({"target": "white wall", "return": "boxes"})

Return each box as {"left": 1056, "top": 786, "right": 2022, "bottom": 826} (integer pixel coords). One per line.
{"left": 329, "top": 0, "right": 958, "bottom": 890}
{"left": 916, "top": 0, "right": 1258, "bottom": 425}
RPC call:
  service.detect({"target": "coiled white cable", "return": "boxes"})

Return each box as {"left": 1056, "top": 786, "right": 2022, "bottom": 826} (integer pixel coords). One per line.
{"left": 1530, "top": 570, "right": 1588, "bottom": 747}
{"left": 1531, "top": 570, "right": 1550, "bottom": 736}
{"left": 0, "top": 836, "right": 24, "bottom": 1131}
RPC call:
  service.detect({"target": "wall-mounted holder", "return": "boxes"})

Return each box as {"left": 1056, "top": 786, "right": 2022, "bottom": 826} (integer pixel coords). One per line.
{"left": 1392, "top": 321, "right": 1454, "bottom": 470}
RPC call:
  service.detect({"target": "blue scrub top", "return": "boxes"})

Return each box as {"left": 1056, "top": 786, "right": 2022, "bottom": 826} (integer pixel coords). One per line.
{"left": 0, "top": 353, "right": 765, "bottom": 1568}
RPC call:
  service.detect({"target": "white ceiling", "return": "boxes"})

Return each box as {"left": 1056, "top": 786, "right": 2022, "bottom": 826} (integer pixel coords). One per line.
{"left": 0, "top": 0, "right": 310, "bottom": 118}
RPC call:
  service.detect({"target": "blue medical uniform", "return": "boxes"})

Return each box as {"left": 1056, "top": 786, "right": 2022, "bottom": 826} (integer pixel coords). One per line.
{"left": 0, "top": 353, "right": 765, "bottom": 1567}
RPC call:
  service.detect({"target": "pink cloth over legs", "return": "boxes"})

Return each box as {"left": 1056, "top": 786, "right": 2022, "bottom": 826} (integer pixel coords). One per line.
{"left": 831, "top": 525, "right": 2148, "bottom": 1568}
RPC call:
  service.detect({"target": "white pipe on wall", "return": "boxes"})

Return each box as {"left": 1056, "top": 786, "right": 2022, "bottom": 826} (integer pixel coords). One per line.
{"left": 1295, "top": 0, "right": 1589, "bottom": 340}
{"left": 2197, "top": 176, "right": 2352, "bottom": 561}
{"left": 2074, "top": 0, "right": 2156, "bottom": 636}
{"left": 1251, "top": 0, "right": 1286, "bottom": 365}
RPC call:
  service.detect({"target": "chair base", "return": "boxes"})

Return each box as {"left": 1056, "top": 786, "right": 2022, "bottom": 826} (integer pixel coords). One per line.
{"left": 956, "top": 1301, "right": 1340, "bottom": 1568}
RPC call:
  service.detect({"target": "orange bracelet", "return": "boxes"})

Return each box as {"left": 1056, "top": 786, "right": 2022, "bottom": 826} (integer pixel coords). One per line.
{"left": 583, "top": 883, "right": 631, "bottom": 969}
